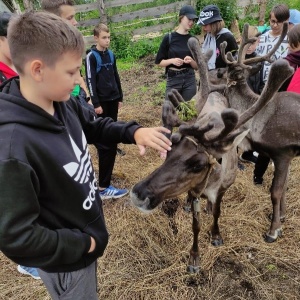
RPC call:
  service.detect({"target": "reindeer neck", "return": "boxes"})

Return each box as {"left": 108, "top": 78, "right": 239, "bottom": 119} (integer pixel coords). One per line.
{"left": 226, "top": 78, "right": 258, "bottom": 112}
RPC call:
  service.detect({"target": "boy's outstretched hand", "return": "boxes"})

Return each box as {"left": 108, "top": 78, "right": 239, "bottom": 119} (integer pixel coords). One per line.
{"left": 134, "top": 127, "right": 172, "bottom": 156}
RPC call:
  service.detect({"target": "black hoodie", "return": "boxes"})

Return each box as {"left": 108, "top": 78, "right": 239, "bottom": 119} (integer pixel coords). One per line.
{"left": 0, "top": 78, "right": 141, "bottom": 272}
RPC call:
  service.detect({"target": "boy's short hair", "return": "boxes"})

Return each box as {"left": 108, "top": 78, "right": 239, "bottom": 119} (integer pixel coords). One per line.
{"left": 94, "top": 23, "right": 109, "bottom": 37}
{"left": 287, "top": 24, "right": 300, "bottom": 49}
{"left": 270, "top": 4, "right": 290, "bottom": 23}
{"left": 41, "top": 0, "right": 74, "bottom": 16}
{"left": 0, "top": 11, "right": 12, "bottom": 37}
{"left": 7, "top": 11, "right": 84, "bottom": 74}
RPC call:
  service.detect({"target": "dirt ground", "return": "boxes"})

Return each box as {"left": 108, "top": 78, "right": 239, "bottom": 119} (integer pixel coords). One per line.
{"left": 1, "top": 55, "right": 300, "bottom": 299}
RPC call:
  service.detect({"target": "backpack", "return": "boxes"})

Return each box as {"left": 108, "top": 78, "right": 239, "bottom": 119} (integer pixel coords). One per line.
{"left": 90, "top": 49, "right": 114, "bottom": 73}
{"left": 287, "top": 68, "right": 300, "bottom": 94}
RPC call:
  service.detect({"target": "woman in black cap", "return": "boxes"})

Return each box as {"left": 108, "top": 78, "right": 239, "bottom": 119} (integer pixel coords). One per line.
{"left": 197, "top": 4, "right": 238, "bottom": 70}
{"left": 155, "top": 5, "right": 198, "bottom": 101}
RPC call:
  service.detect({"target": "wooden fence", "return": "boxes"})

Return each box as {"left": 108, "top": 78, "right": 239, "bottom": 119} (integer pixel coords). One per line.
{"left": 76, "top": 0, "right": 262, "bottom": 46}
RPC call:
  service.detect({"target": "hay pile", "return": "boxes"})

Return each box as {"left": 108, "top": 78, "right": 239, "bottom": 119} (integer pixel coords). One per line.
{"left": 1, "top": 60, "right": 300, "bottom": 300}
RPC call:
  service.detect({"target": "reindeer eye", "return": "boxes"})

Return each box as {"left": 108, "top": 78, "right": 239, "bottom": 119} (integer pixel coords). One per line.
{"left": 192, "top": 164, "right": 206, "bottom": 173}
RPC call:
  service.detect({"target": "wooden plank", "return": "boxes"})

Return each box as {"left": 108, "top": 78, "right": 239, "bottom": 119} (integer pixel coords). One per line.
{"left": 75, "top": 3, "right": 99, "bottom": 13}
{"left": 78, "top": 18, "right": 101, "bottom": 27}
{"left": 83, "top": 21, "right": 176, "bottom": 46}
{"left": 104, "top": 0, "right": 153, "bottom": 8}
{"left": 75, "top": 0, "right": 159, "bottom": 12}
{"left": 110, "top": 1, "right": 189, "bottom": 23}
{"left": 133, "top": 22, "right": 176, "bottom": 35}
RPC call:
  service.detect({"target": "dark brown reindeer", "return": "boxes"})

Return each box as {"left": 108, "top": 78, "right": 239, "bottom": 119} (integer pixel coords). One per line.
{"left": 220, "top": 23, "right": 300, "bottom": 243}
{"left": 130, "top": 36, "right": 293, "bottom": 273}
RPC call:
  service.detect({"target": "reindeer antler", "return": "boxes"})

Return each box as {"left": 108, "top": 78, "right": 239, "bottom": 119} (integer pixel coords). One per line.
{"left": 187, "top": 37, "right": 210, "bottom": 114}
{"left": 236, "top": 59, "right": 294, "bottom": 128}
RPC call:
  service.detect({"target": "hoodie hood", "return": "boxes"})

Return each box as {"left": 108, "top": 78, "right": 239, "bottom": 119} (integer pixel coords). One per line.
{"left": 285, "top": 50, "right": 300, "bottom": 69}
{"left": 0, "top": 77, "right": 67, "bottom": 133}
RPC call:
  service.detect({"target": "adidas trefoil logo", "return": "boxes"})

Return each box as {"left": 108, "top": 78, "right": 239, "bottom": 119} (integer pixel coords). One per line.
{"left": 63, "top": 133, "right": 93, "bottom": 184}
{"left": 63, "top": 133, "right": 97, "bottom": 210}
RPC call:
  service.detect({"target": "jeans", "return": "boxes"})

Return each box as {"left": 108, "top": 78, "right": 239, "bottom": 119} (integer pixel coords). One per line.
{"left": 165, "top": 69, "right": 196, "bottom": 101}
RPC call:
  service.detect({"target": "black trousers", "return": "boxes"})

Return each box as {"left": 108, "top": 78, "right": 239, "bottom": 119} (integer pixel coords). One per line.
{"left": 254, "top": 154, "right": 270, "bottom": 178}
{"left": 95, "top": 100, "right": 119, "bottom": 188}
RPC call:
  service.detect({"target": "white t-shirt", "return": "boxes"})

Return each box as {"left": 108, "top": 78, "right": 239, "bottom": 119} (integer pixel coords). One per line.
{"left": 256, "top": 30, "right": 289, "bottom": 83}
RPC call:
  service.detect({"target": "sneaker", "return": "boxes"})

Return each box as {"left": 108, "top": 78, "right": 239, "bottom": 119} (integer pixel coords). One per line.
{"left": 116, "top": 147, "right": 126, "bottom": 156}
{"left": 240, "top": 151, "right": 258, "bottom": 164}
{"left": 99, "top": 185, "right": 129, "bottom": 200}
{"left": 253, "top": 176, "right": 263, "bottom": 185}
{"left": 17, "top": 265, "right": 41, "bottom": 280}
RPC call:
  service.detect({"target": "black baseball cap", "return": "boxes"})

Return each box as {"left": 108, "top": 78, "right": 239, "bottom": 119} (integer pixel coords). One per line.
{"left": 197, "top": 5, "right": 223, "bottom": 25}
{"left": 0, "top": 12, "right": 12, "bottom": 37}
{"left": 179, "top": 5, "right": 198, "bottom": 20}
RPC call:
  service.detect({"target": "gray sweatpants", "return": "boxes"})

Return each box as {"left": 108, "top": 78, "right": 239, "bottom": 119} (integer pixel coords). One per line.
{"left": 38, "top": 261, "right": 98, "bottom": 300}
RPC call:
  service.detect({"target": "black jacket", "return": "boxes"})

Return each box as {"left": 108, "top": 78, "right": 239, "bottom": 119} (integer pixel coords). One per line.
{"left": 85, "top": 46, "right": 123, "bottom": 108}
{"left": 0, "top": 78, "right": 140, "bottom": 272}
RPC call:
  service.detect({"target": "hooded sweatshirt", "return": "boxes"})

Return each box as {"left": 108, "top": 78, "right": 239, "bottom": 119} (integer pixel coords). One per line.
{"left": 0, "top": 61, "right": 18, "bottom": 83}
{"left": 280, "top": 50, "right": 300, "bottom": 91}
{"left": 0, "top": 78, "right": 141, "bottom": 272}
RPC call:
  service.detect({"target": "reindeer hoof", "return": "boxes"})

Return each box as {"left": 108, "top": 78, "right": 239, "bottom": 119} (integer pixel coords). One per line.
{"left": 211, "top": 238, "right": 224, "bottom": 247}
{"left": 264, "top": 228, "right": 283, "bottom": 243}
{"left": 187, "top": 265, "right": 200, "bottom": 274}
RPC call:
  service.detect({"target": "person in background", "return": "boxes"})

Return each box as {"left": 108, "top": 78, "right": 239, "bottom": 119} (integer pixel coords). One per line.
{"left": 86, "top": 23, "right": 128, "bottom": 199}
{"left": 289, "top": 9, "right": 300, "bottom": 29}
{"left": 0, "top": 12, "right": 17, "bottom": 83}
{"left": 253, "top": 4, "right": 290, "bottom": 185}
{"left": 155, "top": 5, "right": 198, "bottom": 101}
{"left": 256, "top": 4, "right": 290, "bottom": 90}
{"left": 197, "top": 4, "right": 238, "bottom": 70}
{"left": 286, "top": 25, "right": 300, "bottom": 93}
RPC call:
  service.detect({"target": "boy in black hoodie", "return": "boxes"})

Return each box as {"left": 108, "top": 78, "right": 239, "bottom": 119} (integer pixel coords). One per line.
{"left": 0, "top": 11, "right": 171, "bottom": 299}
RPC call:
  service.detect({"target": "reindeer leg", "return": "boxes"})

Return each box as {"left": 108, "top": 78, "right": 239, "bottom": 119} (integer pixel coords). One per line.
{"left": 187, "top": 194, "right": 201, "bottom": 273}
{"left": 210, "top": 191, "right": 225, "bottom": 246}
{"left": 265, "top": 159, "right": 290, "bottom": 243}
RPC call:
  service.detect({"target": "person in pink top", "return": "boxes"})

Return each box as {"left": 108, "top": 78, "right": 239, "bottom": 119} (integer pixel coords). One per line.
{"left": 0, "top": 12, "right": 17, "bottom": 83}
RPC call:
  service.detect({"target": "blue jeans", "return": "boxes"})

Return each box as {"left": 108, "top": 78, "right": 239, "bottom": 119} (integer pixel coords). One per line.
{"left": 165, "top": 69, "right": 196, "bottom": 101}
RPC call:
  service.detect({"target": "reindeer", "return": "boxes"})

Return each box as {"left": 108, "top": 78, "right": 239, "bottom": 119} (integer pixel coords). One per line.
{"left": 219, "top": 22, "right": 300, "bottom": 243}
{"left": 130, "top": 36, "right": 293, "bottom": 273}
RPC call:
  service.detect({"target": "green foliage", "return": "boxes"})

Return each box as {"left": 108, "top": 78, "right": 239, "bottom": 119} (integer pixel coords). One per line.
{"left": 110, "top": 34, "right": 162, "bottom": 60}
{"left": 177, "top": 99, "right": 198, "bottom": 121}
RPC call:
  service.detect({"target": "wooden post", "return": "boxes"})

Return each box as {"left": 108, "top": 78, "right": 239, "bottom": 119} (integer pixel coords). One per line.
{"left": 98, "top": 0, "right": 107, "bottom": 24}
{"left": 258, "top": 0, "right": 267, "bottom": 26}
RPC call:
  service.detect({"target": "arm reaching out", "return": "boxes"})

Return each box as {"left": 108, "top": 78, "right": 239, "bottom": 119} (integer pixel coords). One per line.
{"left": 134, "top": 127, "right": 172, "bottom": 156}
